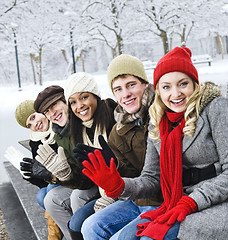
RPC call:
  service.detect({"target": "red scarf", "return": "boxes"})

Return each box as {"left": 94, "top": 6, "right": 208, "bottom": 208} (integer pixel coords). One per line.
{"left": 136, "top": 111, "right": 185, "bottom": 240}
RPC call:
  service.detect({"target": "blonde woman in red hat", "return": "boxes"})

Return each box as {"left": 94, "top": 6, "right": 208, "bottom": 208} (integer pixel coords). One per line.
{"left": 80, "top": 47, "right": 227, "bottom": 240}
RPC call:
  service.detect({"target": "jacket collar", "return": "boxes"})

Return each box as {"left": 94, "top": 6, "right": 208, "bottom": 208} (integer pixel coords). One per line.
{"left": 182, "top": 115, "right": 204, "bottom": 153}
{"left": 116, "top": 123, "right": 137, "bottom": 136}
{"left": 116, "top": 119, "right": 149, "bottom": 136}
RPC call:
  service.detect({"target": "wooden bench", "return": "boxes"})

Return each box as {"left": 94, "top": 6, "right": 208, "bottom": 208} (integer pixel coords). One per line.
{"left": 3, "top": 143, "right": 48, "bottom": 240}
{"left": 191, "top": 54, "right": 213, "bottom": 66}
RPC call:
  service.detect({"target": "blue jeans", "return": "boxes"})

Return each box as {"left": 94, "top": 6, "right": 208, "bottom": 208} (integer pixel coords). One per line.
{"left": 69, "top": 199, "right": 97, "bottom": 231}
{"left": 36, "top": 184, "right": 59, "bottom": 209}
{"left": 117, "top": 216, "right": 180, "bottom": 240}
{"left": 81, "top": 200, "right": 179, "bottom": 240}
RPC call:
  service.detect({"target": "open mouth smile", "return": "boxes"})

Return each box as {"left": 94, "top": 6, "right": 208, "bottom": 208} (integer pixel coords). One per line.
{"left": 55, "top": 113, "right": 62, "bottom": 121}
{"left": 78, "top": 109, "right": 89, "bottom": 116}
{"left": 37, "top": 122, "right": 42, "bottom": 130}
{"left": 124, "top": 98, "right": 136, "bottom": 105}
{"left": 170, "top": 98, "right": 185, "bottom": 105}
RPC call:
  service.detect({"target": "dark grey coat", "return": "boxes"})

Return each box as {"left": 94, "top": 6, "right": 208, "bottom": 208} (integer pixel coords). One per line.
{"left": 121, "top": 85, "right": 228, "bottom": 239}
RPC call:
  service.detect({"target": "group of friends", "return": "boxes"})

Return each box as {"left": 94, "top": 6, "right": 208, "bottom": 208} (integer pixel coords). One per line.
{"left": 14, "top": 46, "right": 228, "bottom": 240}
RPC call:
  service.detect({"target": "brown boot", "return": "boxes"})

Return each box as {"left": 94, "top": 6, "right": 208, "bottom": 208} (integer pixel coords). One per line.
{"left": 45, "top": 210, "right": 63, "bottom": 240}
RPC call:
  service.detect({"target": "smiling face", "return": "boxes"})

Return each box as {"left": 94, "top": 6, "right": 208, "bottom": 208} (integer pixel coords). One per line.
{"left": 26, "top": 112, "right": 49, "bottom": 132}
{"left": 112, "top": 75, "right": 148, "bottom": 114}
{"left": 158, "top": 72, "right": 195, "bottom": 113}
{"left": 69, "top": 92, "right": 98, "bottom": 122}
{"left": 43, "top": 100, "right": 68, "bottom": 127}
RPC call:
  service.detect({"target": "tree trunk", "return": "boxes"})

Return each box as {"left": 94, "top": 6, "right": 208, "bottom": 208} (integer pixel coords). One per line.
{"left": 61, "top": 49, "right": 69, "bottom": 64}
{"left": 180, "top": 25, "right": 186, "bottom": 46}
{"left": 160, "top": 31, "right": 169, "bottom": 55}
{"left": 215, "top": 35, "right": 225, "bottom": 59}
{"left": 111, "top": 47, "right": 117, "bottom": 58}
{"left": 117, "top": 34, "right": 123, "bottom": 55}
{"left": 30, "top": 53, "right": 37, "bottom": 85}
{"left": 38, "top": 47, "right": 42, "bottom": 85}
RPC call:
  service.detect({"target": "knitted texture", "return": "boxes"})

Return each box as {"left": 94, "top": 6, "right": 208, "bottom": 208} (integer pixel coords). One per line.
{"left": 153, "top": 47, "right": 199, "bottom": 89}
{"left": 36, "top": 143, "right": 72, "bottom": 182}
{"left": 137, "top": 111, "right": 186, "bottom": 239}
{"left": 137, "top": 196, "right": 197, "bottom": 240}
{"left": 34, "top": 85, "right": 64, "bottom": 113}
{"left": 107, "top": 54, "right": 148, "bottom": 89}
{"left": 93, "top": 191, "right": 116, "bottom": 212}
{"left": 15, "top": 100, "right": 35, "bottom": 128}
{"left": 64, "top": 72, "right": 101, "bottom": 102}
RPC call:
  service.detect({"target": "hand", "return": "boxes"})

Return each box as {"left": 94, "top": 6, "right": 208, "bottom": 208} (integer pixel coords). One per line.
{"left": 73, "top": 135, "right": 118, "bottom": 167}
{"left": 36, "top": 143, "right": 72, "bottom": 182}
{"left": 20, "top": 157, "right": 52, "bottom": 182}
{"left": 82, "top": 149, "right": 124, "bottom": 198}
{"left": 155, "top": 196, "right": 198, "bottom": 225}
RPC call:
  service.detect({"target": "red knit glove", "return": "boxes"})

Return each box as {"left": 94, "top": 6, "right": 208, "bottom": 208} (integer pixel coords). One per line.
{"left": 82, "top": 149, "right": 125, "bottom": 198}
{"left": 155, "top": 196, "right": 198, "bottom": 225}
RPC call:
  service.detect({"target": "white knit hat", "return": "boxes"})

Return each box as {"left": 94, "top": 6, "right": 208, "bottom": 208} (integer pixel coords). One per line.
{"left": 64, "top": 72, "right": 101, "bottom": 102}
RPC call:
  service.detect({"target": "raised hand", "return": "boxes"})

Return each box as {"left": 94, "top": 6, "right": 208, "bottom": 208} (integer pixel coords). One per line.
{"left": 20, "top": 157, "right": 52, "bottom": 182}
{"left": 36, "top": 143, "right": 72, "bottom": 182}
{"left": 82, "top": 149, "right": 124, "bottom": 198}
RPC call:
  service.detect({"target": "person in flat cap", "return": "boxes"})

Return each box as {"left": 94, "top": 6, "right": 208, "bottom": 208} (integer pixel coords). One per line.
{"left": 34, "top": 85, "right": 68, "bottom": 127}
{"left": 34, "top": 84, "right": 103, "bottom": 240}
{"left": 80, "top": 47, "right": 227, "bottom": 240}
{"left": 35, "top": 73, "right": 117, "bottom": 240}
{"left": 15, "top": 99, "right": 62, "bottom": 240}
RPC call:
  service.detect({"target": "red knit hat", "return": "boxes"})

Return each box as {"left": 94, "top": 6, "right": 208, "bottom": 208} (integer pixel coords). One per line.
{"left": 153, "top": 47, "right": 199, "bottom": 89}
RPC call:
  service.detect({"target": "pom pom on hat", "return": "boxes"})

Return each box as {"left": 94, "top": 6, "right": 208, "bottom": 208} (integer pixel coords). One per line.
{"left": 64, "top": 72, "right": 101, "bottom": 102}
{"left": 153, "top": 47, "right": 199, "bottom": 89}
{"left": 15, "top": 100, "right": 35, "bottom": 128}
{"left": 107, "top": 54, "right": 148, "bottom": 90}
{"left": 34, "top": 85, "right": 65, "bottom": 113}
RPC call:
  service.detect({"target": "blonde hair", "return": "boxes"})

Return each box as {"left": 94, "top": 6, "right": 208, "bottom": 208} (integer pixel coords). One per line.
{"left": 149, "top": 81, "right": 206, "bottom": 140}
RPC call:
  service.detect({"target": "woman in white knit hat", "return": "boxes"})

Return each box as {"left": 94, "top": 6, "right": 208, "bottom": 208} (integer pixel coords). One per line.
{"left": 63, "top": 72, "right": 117, "bottom": 240}
{"left": 34, "top": 73, "right": 117, "bottom": 240}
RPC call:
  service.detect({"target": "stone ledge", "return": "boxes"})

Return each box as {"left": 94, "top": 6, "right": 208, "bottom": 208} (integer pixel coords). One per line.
{"left": 3, "top": 161, "right": 48, "bottom": 240}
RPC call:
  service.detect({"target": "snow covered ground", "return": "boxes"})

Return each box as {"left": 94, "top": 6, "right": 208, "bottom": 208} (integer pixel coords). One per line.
{"left": 0, "top": 56, "right": 228, "bottom": 183}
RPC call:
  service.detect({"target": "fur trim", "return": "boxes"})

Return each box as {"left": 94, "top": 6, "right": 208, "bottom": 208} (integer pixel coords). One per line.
{"left": 199, "top": 81, "right": 221, "bottom": 114}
